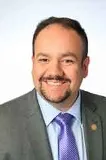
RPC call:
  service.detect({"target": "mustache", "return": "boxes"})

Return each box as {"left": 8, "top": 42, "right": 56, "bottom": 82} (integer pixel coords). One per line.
{"left": 40, "top": 75, "right": 71, "bottom": 83}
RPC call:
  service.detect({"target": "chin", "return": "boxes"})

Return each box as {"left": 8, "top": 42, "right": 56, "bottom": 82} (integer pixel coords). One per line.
{"left": 41, "top": 90, "right": 71, "bottom": 103}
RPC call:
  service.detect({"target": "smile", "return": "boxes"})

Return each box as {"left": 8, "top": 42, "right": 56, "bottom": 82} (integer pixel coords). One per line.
{"left": 43, "top": 80, "right": 67, "bottom": 86}
{"left": 47, "top": 81, "right": 64, "bottom": 86}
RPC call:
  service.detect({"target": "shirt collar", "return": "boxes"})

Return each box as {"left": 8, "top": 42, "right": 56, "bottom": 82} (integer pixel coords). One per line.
{"left": 37, "top": 91, "right": 81, "bottom": 126}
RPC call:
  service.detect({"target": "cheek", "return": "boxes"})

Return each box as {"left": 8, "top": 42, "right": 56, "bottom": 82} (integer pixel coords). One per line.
{"left": 65, "top": 67, "right": 82, "bottom": 79}
{"left": 32, "top": 70, "right": 40, "bottom": 82}
{"left": 32, "top": 68, "right": 42, "bottom": 90}
{"left": 64, "top": 67, "right": 83, "bottom": 86}
{"left": 32, "top": 64, "right": 45, "bottom": 82}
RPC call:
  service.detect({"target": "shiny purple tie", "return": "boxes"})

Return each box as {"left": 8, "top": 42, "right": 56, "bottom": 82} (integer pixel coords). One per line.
{"left": 55, "top": 113, "right": 79, "bottom": 160}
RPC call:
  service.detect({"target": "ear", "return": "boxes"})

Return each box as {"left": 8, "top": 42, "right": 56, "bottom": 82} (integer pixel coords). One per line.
{"left": 31, "top": 56, "right": 35, "bottom": 75}
{"left": 82, "top": 56, "right": 90, "bottom": 78}
{"left": 32, "top": 56, "right": 34, "bottom": 63}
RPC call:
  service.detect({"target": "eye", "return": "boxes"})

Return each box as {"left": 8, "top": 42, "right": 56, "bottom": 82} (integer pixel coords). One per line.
{"left": 38, "top": 58, "right": 49, "bottom": 63}
{"left": 60, "top": 59, "right": 75, "bottom": 65}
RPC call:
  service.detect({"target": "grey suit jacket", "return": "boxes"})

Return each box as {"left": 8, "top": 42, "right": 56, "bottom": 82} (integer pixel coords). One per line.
{"left": 0, "top": 89, "right": 106, "bottom": 160}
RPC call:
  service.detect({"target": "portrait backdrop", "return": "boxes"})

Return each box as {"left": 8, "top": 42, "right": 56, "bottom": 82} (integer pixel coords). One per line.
{"left": 0, "top": 0, "right": 106, "bottom": 103}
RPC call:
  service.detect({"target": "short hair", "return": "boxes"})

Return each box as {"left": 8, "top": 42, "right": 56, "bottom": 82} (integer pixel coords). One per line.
{"left": 32, "top": 16, "right": 88, "bottom": 60}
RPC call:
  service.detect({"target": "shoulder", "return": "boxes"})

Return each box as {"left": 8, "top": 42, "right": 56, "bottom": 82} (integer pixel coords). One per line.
{"left": 81, "top": 90, "right": 106, "bottom": 103}
{"left": 81, "top": 90, "right": 106, "bottom": 114}
{"left": 0, "top": 89, "right": 36, "bottom": 113}
{"left": 1, "top": 89, "right": 34, "bottom": 105}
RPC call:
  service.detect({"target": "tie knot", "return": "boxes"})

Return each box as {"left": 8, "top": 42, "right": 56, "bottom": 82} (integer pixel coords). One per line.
{"left": 54, "top": 113, "right": 74, "bottom": 127}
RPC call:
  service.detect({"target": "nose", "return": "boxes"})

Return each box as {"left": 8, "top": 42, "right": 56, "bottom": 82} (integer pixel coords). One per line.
{"left": 47, "top": 60, "right": 64, "bottom": 76}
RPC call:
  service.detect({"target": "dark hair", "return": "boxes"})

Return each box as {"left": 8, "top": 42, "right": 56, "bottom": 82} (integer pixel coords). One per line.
{"left": 32, "top": 16, "right": 88, "bottom": 60}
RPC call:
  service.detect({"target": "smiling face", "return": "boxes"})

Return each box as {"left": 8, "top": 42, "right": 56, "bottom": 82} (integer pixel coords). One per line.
{"left": 32, "top": 24, "right": 89, "bottom": 106}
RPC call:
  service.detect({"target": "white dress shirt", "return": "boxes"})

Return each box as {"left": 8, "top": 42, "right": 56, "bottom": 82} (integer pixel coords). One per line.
{"left": 37, "top": 91, "right": 87, "bottom": 160}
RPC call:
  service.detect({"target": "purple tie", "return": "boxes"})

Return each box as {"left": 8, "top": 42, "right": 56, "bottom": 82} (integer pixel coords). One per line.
{"left": 54, "top": 113, "right": 79, "bottom": 160}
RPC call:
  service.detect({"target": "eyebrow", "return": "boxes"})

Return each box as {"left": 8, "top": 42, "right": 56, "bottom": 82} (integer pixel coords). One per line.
{"left": 36, "top": 52, "right": 78, "bottom": 60}
{"left": 60, "top": 52, "right": 78, "bottom": 60}
{"left": 36, "top": 53, "right": 50, "bottom": 58}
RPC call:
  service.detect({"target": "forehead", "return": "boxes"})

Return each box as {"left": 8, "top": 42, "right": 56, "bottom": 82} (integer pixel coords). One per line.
{"left": 35, "top": 23, "right": 81, "bottom": 41}
{"left": 34, "top": 24, "right": 83, "bottom": 58}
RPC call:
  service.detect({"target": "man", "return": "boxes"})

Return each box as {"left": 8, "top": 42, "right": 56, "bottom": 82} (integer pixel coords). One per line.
{"left": 1, "top": 17, "right": 106, "bottom": 160}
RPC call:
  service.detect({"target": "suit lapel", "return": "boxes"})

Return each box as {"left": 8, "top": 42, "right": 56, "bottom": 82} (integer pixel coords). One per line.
{"left": 81, "top": 90, "right": 103, "bottom": 160}
{"left": 24, "top": 89, "right": 103, "bottom": 160}
{"left": 25, "top": 89, "right": 53, "bottom": 160}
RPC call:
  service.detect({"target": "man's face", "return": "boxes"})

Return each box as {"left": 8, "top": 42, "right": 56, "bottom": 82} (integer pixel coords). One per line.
{"left": 32, "top": 24, "right": 89, "bottom": 103}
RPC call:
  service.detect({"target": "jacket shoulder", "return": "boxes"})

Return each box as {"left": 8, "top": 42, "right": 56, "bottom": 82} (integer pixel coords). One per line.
{"left": 81, "top": 90, "right": 106, "bottom": 112}
{"left": 0, "top": 89, "right": 36, "bottom": 113}
{"left": 81, "top": 90, "right": 106, "bottom": 102}
{"left": 2, "top": 89, "right": 34, "bottom": 104}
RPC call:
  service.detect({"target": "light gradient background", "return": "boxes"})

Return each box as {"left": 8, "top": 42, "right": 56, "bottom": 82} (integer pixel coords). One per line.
{"left": 0, "top": 0, "right": 106, "bottom": 103}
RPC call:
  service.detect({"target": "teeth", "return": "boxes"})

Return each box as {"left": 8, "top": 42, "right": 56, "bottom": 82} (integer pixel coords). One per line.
{"left": 47, "top": 81, "right": 63, "bottom": 86}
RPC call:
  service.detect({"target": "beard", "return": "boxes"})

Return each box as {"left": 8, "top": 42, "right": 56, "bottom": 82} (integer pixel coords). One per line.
{"left": 40, "top": 87, "right": 71, "bottom": 103}
{"left": 38, "top": 75, "right": 72, "bottom": 103}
